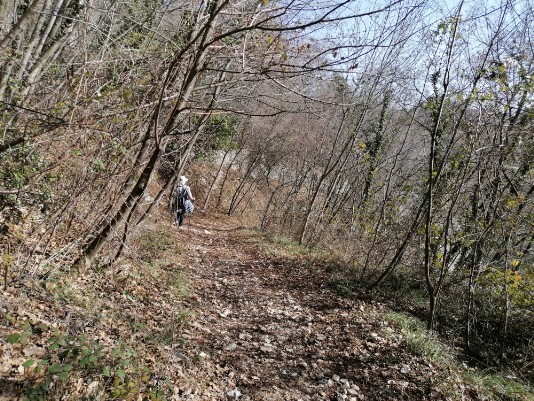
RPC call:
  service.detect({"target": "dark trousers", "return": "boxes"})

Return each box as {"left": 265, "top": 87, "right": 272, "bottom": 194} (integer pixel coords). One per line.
{"left": 177, "top": 209, "right": 186, "bottom": 226}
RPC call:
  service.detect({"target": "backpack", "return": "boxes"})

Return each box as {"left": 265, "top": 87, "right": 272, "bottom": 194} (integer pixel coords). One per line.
{"left": 175, "top": 185, "right": 188, "bottom": 212}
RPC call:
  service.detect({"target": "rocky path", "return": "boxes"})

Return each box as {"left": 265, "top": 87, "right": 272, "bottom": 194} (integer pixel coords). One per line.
{"left": 175, "top": 219, "right": 445, "bottom": 401}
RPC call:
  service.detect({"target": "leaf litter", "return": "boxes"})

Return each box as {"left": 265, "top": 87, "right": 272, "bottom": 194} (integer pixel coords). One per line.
{"left": 0, "top": 213, "right": 486, "bottom": 400}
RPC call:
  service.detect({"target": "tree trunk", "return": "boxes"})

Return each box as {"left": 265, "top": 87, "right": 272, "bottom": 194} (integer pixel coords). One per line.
{"left": 75, "top": 0, "right": 222, "bottom": 269}
{"left": 203, "top": 150, "right": 228, "bottom": 211}
{"left": 76, "top": 146, "right": 162, "bottom": 270}
{"left": 0, "top": 0, "right": 45, "bottom": 51}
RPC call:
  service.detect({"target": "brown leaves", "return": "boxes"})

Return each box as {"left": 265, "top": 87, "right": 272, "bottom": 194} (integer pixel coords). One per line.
{"left": 0, "top": 214, "right": 491, "bottom": 400}
{"left": 169, "top": 221, "right": 466, "bottom": 400}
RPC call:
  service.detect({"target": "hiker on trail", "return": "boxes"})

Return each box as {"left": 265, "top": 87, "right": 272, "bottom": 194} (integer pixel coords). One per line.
{"left": 173, "top": 175, "right": 195, "bottom": 228}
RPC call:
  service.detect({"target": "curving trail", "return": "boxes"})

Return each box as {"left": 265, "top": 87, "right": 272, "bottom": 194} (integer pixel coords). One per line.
{"left": 173, "top": 216, "right": 447, "bottom": 401}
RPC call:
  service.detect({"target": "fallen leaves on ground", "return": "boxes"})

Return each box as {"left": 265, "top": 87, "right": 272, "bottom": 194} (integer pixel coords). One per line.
{"left": 1, "top": 214, "right": 485, "bottom": 400}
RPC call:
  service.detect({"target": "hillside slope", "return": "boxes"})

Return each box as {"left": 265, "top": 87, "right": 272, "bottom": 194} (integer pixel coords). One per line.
{"left": 1, "top": 211, "right": 531, "bottom": 400}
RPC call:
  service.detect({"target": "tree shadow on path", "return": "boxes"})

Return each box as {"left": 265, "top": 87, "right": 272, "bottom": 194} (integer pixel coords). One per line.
{"left": 181, "top": 224, "right": 452, "bottom": 401}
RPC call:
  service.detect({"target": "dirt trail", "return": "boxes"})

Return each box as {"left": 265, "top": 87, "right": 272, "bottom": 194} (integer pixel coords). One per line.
{"left": 174, "top": 217, "right": 444, "bottom": 401}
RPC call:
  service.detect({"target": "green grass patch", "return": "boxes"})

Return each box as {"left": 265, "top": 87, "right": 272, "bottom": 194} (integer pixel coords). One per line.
{"left": 384, "top": 311, "right": 534, "bottom": 401}
{"left": 329, "top": 278, "right": 359, "bottom": 297}
{"left": 463, "top": 371, "right": 534, "bottom": 401}
{"left": 385, "top": 312, "right": 450, "bottom": 362}
{"left": 259, "top": 231, "right": 340, "bottom": 263}
{"left": 137, "top": 228, "right": 178, "bottom": 261}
